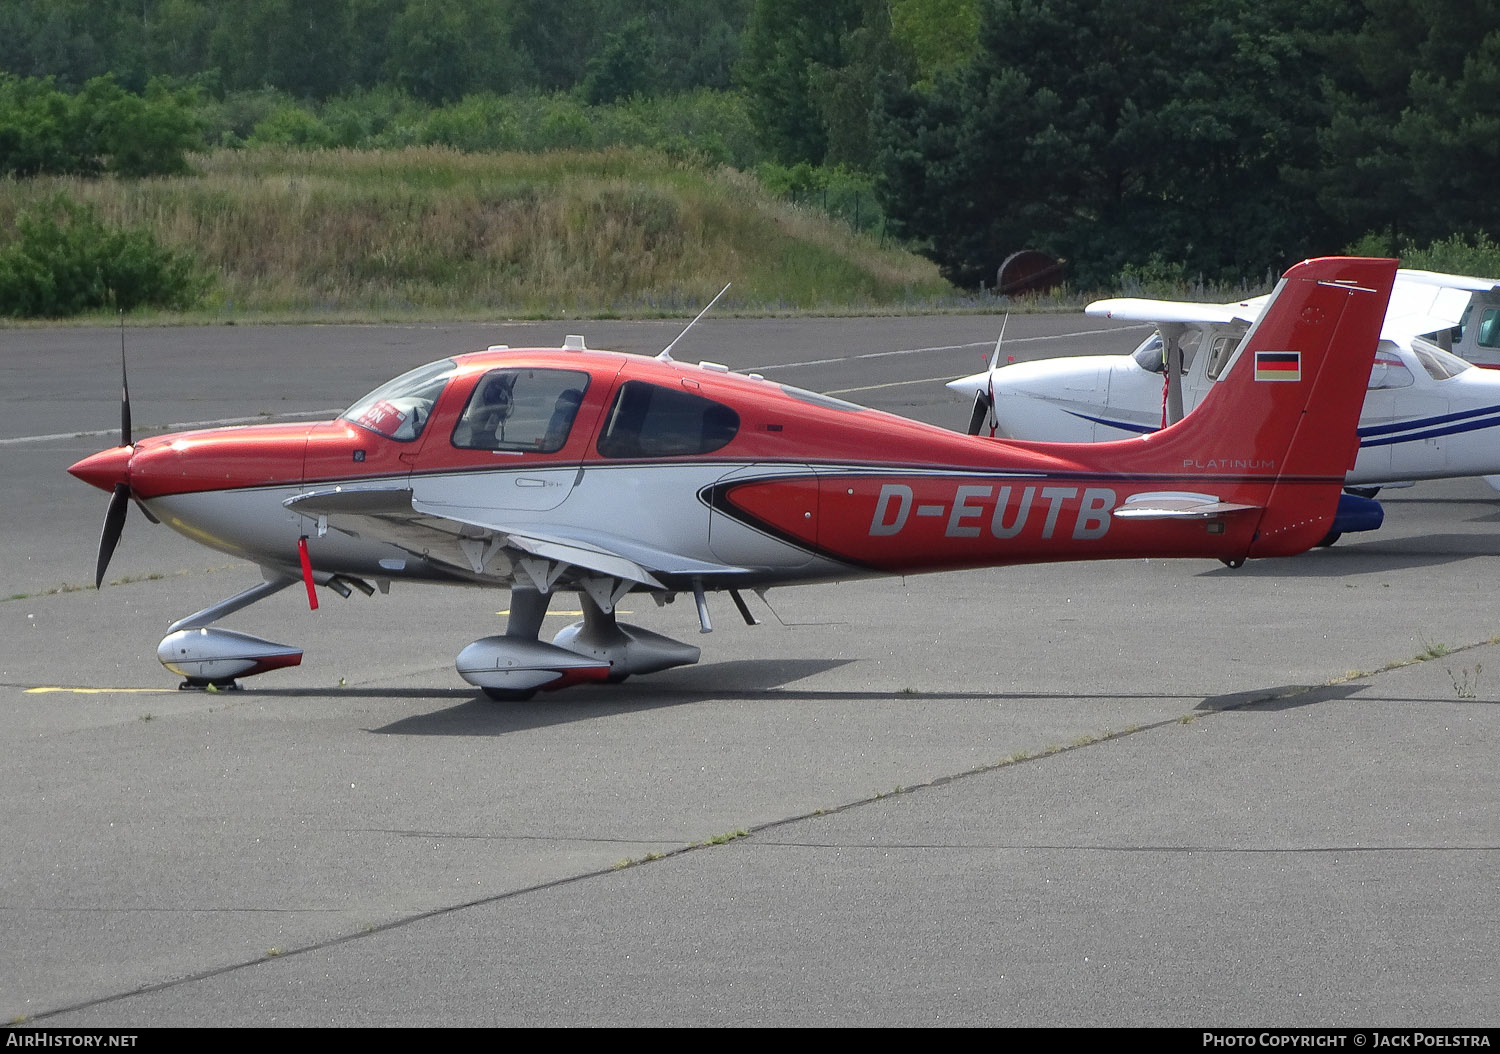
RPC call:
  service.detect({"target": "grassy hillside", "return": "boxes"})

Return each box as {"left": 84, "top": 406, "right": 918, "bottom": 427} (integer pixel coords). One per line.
{"left": 0, "top": 147, "right": 955, "bottom": 320}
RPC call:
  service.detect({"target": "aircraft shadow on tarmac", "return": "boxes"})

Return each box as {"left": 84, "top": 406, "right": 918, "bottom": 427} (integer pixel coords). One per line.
{"left": 366, "top": 657, "right": 866, "bottom": 735}
{"left": 357, "top": 656, "right": 1235, "bottom": 736}
{"left": 1201, "top": 533, "right": 1500, "bottom": 578}
{"left": 1193, "top": 681, "right": 1371, "bottom": 713}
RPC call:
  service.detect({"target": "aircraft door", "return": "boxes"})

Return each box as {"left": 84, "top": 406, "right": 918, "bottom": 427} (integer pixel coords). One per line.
{"left": 1057, "top": 365, "right": 1110, "bottom": 440}
{"left": 1350, "top": 344, "right": 1415, "bottom": 481}
{"left": 1384, "top": 348, "right": 1451, "bottom": 478}
{"left": 1180, "top": 327, "right": 1221, "bottom": 417}
{"left": 408, "top": 365, "right": 598, "bottom": 515}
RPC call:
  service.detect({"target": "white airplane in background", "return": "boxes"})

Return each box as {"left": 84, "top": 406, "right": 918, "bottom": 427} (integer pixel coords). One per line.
{"left": 947, "top": 269, "right": 1500, "bottom": 542}
{"left": 1446, "top": 283, "right": 1500, "bottom": 367}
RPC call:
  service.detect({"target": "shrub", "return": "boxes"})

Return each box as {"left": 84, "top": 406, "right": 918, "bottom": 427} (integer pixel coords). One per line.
{"left": 0, "top": 74, "right": 199, "bottom": 177}
{"left": 0, "top": 195, "right": 207, "bottom": 316}
{"left": 755, "top": 161, "right": 886, "bottom": 235}
{"left": 248, "top": 105, "right": 337, "bottom": 149}
{"left": 1398, "top": 234, "right": 1500, "bottom": 279}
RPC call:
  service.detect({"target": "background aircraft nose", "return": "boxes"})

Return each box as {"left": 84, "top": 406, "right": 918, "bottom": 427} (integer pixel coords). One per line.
{"left": 946, "top": 372, "right": 988, "bottom": 396}
{"left": 68, "top": 445, "right": 133, "bottom": 493}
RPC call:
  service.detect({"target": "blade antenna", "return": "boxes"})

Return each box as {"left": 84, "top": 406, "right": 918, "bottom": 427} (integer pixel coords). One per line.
{"left": 658, "top": 282, "right": 731, "bottom": 362}
{"left": 119, "top": 311, "right": 132, "bottom": 447}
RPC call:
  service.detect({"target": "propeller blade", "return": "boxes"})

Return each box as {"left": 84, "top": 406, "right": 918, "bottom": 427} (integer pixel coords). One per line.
{"left": 95, "top": 483, "right": 130, "bottom": 588}
{"left": 120, "top": 344, "right": 132, "bottom": 447}
{"left": 966, "top": 391, "right": 991, "bottom": 436}
{"left": 988, "top": 313, "right": 1009, "bottom": 372}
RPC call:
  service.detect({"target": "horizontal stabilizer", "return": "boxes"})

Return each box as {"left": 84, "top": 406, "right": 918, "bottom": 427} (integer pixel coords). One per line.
{"left": 1111, "top": 491, "right": 1261, "bottom": 520}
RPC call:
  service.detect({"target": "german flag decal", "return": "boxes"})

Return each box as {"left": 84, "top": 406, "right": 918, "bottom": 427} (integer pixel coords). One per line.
{"left": 1255, "top": 350, "right": 1301, "bottom": 382}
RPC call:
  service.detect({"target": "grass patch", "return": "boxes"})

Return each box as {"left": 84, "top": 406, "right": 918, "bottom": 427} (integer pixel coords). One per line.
{"left": 700, "top": 829, "right": 749, "bottom": 846}
{"left": 1416, "top": 638, "right": 1453, "bottom": 661}
{"left": 0, "top": 147, "right": 955, "bottom": 321}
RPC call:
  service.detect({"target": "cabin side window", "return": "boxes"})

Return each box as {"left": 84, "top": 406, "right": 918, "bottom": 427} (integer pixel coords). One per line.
{"left": 1479, "top": 308, "right": 1500, "bottom": 350}
{"left": 1367, "top": 343, "right": 1415, "bottom": 390}
{"left": 451, "top": 368, "right": 590, "bottom": 453}
{"left": 596, "top": 380, "right": 740, "bottom": 458}
{"left": 1204, "top": 335, "right": 1243, "bottom": 380}
{"left": 1410, "top": 337, "right": 1472, "bottom": 381}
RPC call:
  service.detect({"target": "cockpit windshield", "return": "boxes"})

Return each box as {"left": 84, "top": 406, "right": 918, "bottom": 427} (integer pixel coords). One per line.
{"left": 1131, "top": 334, "right": 1166, "bottom": 372}
{"left": 341, "top": 358, "right": 458, "bottom": 441}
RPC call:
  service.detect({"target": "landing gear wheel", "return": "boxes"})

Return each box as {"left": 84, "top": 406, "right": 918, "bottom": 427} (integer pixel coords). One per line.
{"left": 1316, "top": 531, "right": 1342, "bottom": 548}
{"left": 605, "top": 671, "right": 631, "bottom": 684}
{"left": 178, "top": 678, "right": 242, "bottom": 691}
{"left": 1346, "top": 487, "right": 1380, "bottom": 499}
{"left": 482, "top": 686, "right": 537, "bottom": 702}
{"left": 1219, "top": 557, "right": 1246, "bottom": 569}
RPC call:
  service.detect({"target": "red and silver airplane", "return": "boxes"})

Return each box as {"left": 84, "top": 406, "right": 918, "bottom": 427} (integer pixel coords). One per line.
{"left": 69, "top": 256, "right": 1395, "bottom": 699}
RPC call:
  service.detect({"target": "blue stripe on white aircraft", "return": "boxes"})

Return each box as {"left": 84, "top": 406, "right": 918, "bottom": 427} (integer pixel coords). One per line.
{"left": 948, "top": 271, "right": 1500, "bottom": 519}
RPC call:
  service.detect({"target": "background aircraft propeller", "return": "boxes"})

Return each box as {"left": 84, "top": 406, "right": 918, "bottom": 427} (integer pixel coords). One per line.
{"left": 965, "top": 392, "right": 990, "bottom": 436}
{"left": 966, "top": 315, "right": 1008, "bottom": 436}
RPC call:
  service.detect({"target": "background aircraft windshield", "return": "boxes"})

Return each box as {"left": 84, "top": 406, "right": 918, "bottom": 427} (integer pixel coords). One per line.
{"left": 341, "top": 359, "right": 458, "bottom": 441}
{"left": 1409, "top": 338, "right": 1471, "bottom": 380}
{"left": 1131, "top": 331, "right": 1201, "bottom": 374}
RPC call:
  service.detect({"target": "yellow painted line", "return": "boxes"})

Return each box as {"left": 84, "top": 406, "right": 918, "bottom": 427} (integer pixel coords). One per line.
{"left": 495, "top": 610, "right": 634, "bottom": 617}
{"left": 25, "top": 687, "right": 176, "bottom": 695}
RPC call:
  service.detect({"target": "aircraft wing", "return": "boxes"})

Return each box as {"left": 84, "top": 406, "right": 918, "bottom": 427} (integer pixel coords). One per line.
{"left": 1086, "top": 270, "right": 1499, "bottom": 347}
{"left": 1382, "top": 269, "right": 1500, "bottom": 344}
{"left": 1110, "top": 491, "right": 1261, "bottom": 520}
{"left": 284, "top": 486, "right": 749, "bottom": 589}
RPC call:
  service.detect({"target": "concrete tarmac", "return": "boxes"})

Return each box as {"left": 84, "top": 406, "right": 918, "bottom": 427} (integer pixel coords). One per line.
{"left": 1, "top": 316, "right": 1496, "bottom": 1026}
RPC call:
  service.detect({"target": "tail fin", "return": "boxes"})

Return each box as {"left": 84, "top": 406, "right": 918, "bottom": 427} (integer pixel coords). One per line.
{"left": 1100, "top": 256, "right": 1397, "bottom": 556}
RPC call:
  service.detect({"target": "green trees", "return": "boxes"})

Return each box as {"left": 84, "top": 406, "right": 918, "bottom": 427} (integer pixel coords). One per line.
{"left": 0, "top": 74, "right": 199, "bottom": 177}
{"left": 1310, "top": 0, "right": 1500, "bottom": 248}
{"left": 0, "top": 1, "right": 751, "bottom": 101}
{"left": 872, "top": 0, "right": 1500, "bottom": 287}
{"left": 874, "top": 0, "right": 1343, "bottom": 286}
{"left": 737, "top": 0, "right": 867, "bottom": 165}
{"left": 3, "top": 0, "right": 1500, "bottom": 293}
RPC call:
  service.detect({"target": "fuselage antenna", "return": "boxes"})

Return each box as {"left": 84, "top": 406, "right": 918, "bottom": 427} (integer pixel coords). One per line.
{"left": 658, "top": 282, "right": 731, "bottom": 362}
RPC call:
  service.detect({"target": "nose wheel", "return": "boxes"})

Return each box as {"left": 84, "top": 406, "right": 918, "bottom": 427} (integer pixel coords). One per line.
{"left": 482, "top": 686, "right": 537, "bottom": 702}
{"left": 178, "top": 677, "right": 245, "bottom": 692}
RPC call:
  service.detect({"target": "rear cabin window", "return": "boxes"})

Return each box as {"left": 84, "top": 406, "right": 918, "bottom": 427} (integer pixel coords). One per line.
{"left": 451, "top": 368, "right": 590, "bottom": 453}
{"left": 1410, "top": 337, "right": 1472, "bottom": 381}
{"left": 596, "top": 380, "right": 740, "bottom": 458}
{"left": 1204, "top": 334, "right": 1243, "bottom": 380}
{"left": 1480, "top": 308, "right": 1500, "bottom": 350}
